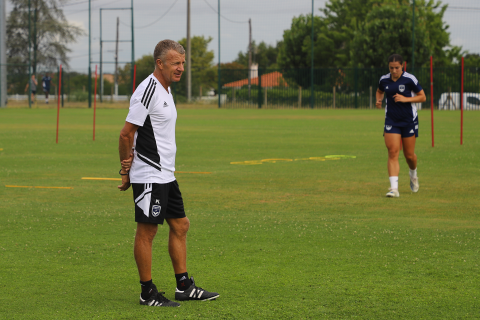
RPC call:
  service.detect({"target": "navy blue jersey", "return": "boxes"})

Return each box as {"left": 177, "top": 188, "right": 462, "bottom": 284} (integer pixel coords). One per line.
{"left": 42, "top": 76, "right": 52, "bottom": 90}
{"left": 378, "top": 71, "right": 423, "bottom": 126}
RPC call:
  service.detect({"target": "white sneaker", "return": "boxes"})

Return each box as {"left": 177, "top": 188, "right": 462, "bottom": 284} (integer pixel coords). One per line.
{"left": 410, "top": 177, "right": 419, "bottom": 192}
{"left": 386, "top": 189, "right": 400, "bottom": 198}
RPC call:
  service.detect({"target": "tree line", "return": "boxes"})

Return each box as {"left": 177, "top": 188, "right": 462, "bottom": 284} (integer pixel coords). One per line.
{"left": 5, "top": 0, "right": 480, "bottom": 97}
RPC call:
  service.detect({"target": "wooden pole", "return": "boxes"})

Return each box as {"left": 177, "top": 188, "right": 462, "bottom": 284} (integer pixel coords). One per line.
{"left": 333, "top": 86, "right": 336, "bottom": 109}
{"left": 298, "top": 86, "right": 302, "bottom": 108}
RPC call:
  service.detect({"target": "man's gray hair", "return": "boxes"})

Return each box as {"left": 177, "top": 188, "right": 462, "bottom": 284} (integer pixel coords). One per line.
{"left": 153, "top": 40, "right": 185, "bottom": 64}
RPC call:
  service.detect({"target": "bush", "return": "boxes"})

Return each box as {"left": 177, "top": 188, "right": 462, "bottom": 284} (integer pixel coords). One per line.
{"left": 68, "top": 90, "right": 89, "bottom": 102}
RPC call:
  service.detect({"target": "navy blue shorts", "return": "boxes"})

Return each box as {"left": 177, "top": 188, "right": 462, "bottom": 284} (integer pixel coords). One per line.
{"left": 384, "top": 121, "right": 418, "bottom": 138}
{"left": 132, "top": 180, "right": 186, "bottom": 225}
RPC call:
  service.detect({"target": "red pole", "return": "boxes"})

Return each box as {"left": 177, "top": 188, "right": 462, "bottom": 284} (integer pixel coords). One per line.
{"left": 404, "top": 61, "right": 407, "bottom": 71}
{"left": 93, "top": 65, "right": 98, "bottom": 141}
{"left": 56, "top": 65, "right": 62, "bottom": 144}
{"left": 430, "top": 56, "right": 434, "bottom": 147}
{"left": 461, "top": 57, "right": 464, "bottom": 145}
{"left": 132, "top": 64, "right": 137, "bottom": 93}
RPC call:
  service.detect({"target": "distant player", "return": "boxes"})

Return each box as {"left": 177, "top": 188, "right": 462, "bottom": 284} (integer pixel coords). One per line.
{"left": 24, "top": 74, "right": 37, "bottom": 102}
{"left": 42, "top": 73, "right": 52, "bottom": 104}
{"left": 118, "top": 40, "right": 219, "bottom": 307}
{"left": 376, "top": 54, "right": 426, "bottom": 197}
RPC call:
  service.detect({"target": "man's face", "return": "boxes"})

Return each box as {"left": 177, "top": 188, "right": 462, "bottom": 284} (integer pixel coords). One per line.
{"left": 158, "top": 50, "right": 185, "bottom": 83}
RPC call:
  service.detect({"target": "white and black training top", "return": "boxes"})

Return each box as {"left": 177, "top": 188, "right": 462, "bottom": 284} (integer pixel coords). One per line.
{"left": 126, "top": 74, "right": 177, "bottom": 184}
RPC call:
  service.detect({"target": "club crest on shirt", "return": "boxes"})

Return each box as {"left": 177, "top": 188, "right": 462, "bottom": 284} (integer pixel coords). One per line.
{"left": 399, "top": 85, "right": 405, "bottom": 92}
{"left": 386, "top": 125, "right": 392, "bottom": 131}
{"left": 152, "top": 205, "right": 161, "bottom": 217}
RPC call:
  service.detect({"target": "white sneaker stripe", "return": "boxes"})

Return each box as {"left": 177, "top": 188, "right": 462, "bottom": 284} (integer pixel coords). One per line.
{"left": 198, "top": 290, "right": 204, "bottom": 299}
{"left": 189, "top": 288, "right": 196, "bottom": 298}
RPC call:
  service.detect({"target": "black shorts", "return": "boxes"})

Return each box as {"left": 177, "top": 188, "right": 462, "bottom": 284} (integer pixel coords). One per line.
{"left": 132, "top": 180, "right": 186, "bottom": 225}
{"left": 383, "top": 119, "right": 419, "bottom": 138}
{"left": 31, "top": 90, "right": 36, "bottom": 95}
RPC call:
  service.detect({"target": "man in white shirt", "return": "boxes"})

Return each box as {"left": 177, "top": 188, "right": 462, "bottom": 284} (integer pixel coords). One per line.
{"left": 118, "top": 40, "right": 218, "bottom": 307}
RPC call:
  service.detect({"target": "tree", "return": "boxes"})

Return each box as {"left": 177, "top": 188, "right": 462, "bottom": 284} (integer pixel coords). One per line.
{"left": 351, "top": 0, "right": 460, "bottom": 67}
{"left": 7, "top": 0, "right": 84, "bottom": 74}
{"left": 277, "top": 0, "right": 461, "bottom": 69}
{"left": 464, "top": 54, "right": 480, "bottom": 67}
{"left": 119, "top": 36, "right": 216, "bottom": 98}
{"left": 234, "top": 41, "right": 281, "bottom": 69}
{"left": 177, "top": 36, "right": 216, "bottom": 97}
{"left": 350, "top": 3, "right": 431, "bottom": 67}
{"left": 277, "top": 15, "right": 329, "bottom": 69}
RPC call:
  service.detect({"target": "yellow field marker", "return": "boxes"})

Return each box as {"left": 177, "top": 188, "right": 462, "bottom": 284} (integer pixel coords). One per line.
{"left": 5, "top": 185, "right": 73, "bottom": 189}
{"left": 232, "top": 155, "right": 356, "bottom": 165}
{"left": 0, "top": 148, "right": 3, "bottom": 151}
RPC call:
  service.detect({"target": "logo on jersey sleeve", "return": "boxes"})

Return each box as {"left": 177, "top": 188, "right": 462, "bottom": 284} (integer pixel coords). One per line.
{"left": 399, "top": 85, "right": 405, "bottom": 92}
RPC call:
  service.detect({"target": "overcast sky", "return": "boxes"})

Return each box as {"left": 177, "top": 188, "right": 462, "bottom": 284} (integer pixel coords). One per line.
{"left": 6, "top": 0, "right": 480, "bottom": 73}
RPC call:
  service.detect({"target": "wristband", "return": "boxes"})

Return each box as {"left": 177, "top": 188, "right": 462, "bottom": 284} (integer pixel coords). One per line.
{"left": 119, "top": 169, "right": 128, "bottom": 176}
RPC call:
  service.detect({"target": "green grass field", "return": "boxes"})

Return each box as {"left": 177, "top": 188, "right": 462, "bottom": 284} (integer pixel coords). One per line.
{"left": 0, "top": 107, "right": 479, "bottom": 319}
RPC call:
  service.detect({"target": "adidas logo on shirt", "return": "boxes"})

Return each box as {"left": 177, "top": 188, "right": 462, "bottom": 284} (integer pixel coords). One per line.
{"left": 410, "top": 129, "right": 414, "bottom": 133}
{"left": 386, "top": 86, "right": 389, "bottom": 89}
{"left": 163, "top": 101, "right": 168, "bottom": 108}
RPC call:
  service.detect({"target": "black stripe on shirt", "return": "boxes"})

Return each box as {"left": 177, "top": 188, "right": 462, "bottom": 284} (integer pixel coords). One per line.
{"left": 137, "top": 153, "right": 162, "bottom": 172}
{"left": 141, "top": 78, "right": 154, "bottom": 107}
{"left": 135, "top": 115, "right": 161, "bottom": 171}
{"left": 145, "top": 83, "right": 156, "bottom": 109}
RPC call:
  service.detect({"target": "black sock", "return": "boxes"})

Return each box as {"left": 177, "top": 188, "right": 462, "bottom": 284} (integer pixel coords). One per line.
{"left": 175, "top": 272, "right": 191, "bottom": 290}
{"left": 140, "top": 279, "right": 153, "bottom": 299}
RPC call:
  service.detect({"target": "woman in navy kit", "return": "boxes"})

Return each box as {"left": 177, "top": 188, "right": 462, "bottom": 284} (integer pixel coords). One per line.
{"left": 376, "top": 54, "right": 426, "bottom": 197}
